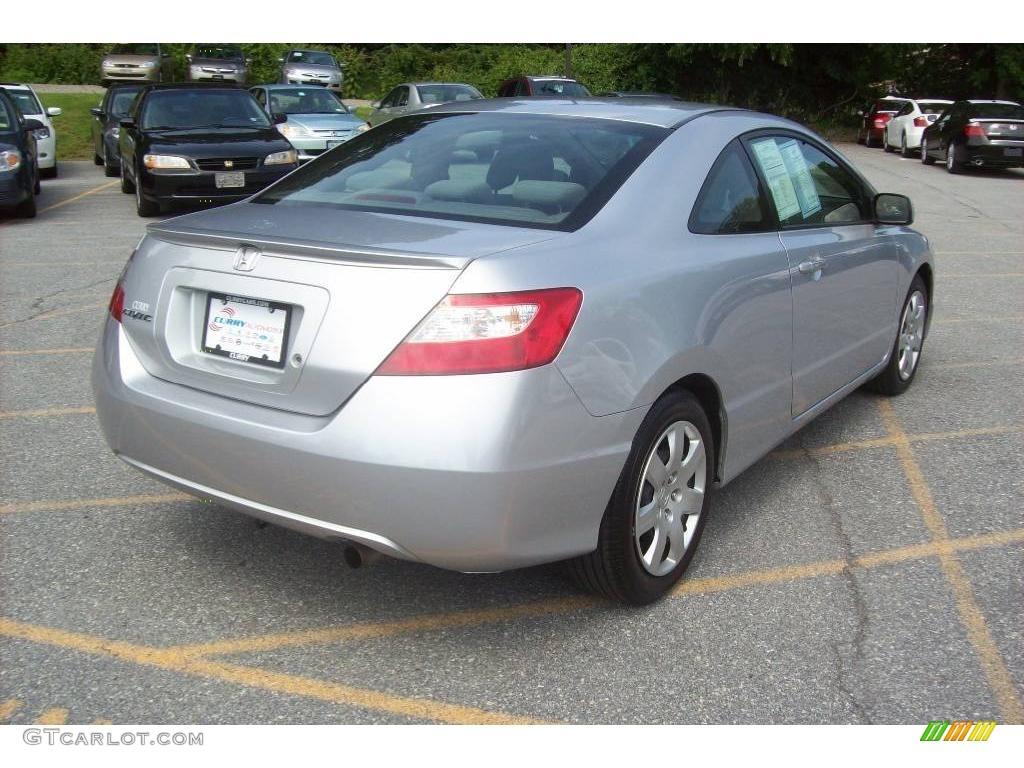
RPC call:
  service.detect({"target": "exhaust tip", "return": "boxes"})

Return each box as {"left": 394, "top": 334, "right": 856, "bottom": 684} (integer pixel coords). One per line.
{"left": 342, "top": 542, "right": 382, "bottom": 569}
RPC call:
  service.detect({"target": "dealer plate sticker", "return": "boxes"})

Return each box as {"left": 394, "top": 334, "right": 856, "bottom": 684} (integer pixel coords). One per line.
{"left": 201, "top": 293, "right": 291, "bottom": 368}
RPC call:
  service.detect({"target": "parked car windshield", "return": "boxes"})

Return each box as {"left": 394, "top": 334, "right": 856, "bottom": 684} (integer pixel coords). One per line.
{"left": 416, "top": 84, "right": 482, "bottom": 104}
{"left": 110, "top": 87, "right": 144, "bottom": 117}
{"left": 140, "top": 89, "right": 270, "bottom": 130}
{"left": 111, "top": 44, "right": 159, "bottom": 56}
{"left": 286, "top": 51, "right": 336, "bottom": 66}
{"left": 253, "top": 112, "right": 666, "bottom": 230}
{"left": 968, "top": 103, "right": 1024, "bottom": 120}
{"left": 7, "top": 90, "right": 42, "bottom": 116}
{"left": 533, "top": 80, "right": 591, "bottom": 97}
{"left": 269, "top": 88, "right": 349, "bottom": 115}
{"left": 194, "top": 45, "right": 244, "bottom": 61}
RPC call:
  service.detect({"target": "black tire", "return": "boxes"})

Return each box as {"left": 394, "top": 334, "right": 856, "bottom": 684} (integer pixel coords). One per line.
{"left": 41, "top": 163, "right": 57, "bottom": 179}
{"left": 946, "top": 142, "right": 962, "bottom": 174}
{"left": 566, "top": 390, "right": 714, "bottom": 605}
{"left": 94, "top": 153, "right": 104, "bottom": 166}
{"left": 883, "top": 132, "right": 894, "bottom": 152}
{"left": 865, "top": 274, "right": 928, "bottom": 396}
{"left": 15, "top": 193, "right": 36, "bottom": 219}
{"left": 865, "top": 131, "right": 878, "bottom": 148}
{"left": 135, "top": 168, "right": 160, "bottom": 217}
{"left": 900, "top": 134, "right": 912, "bottom": 158}
{"left": 120, "top": 159, "right": 135, "bottom": 193}
{"left": 102, "top": 145, "right": 119, "bottom": 177}
{"left": 921, "top": 142, "right": 935, "bottom": 165}
{"left": 33, "top": 173, "right": 40, "bottom": 195}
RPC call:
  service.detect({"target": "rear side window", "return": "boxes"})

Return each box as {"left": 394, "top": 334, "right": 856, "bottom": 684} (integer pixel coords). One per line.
{"left": 254, "top": 112, "right": 667, "bottom": 231}
{"left": 689, "top": 141, "right": 769, "bottom": 234}
{"left": 968, "top": 103, "right": 1024, "bottom": 120}
{"left": 748, "top": 136, "right": 868, "bottom": 228}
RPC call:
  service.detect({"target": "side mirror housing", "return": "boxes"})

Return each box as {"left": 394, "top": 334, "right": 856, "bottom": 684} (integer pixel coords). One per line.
{"left": 185, "top": 54, "right": 193, "bottom": 62}
{"left": 90, "top": 107, "right": 104, "bottom": 118}
{"left": 24, "top": 118, "right": 44, "bottom": 131}
{"left": 371, "top": 101, "right": 381, "bottom": 110}
{"left": 119, "top": 118, "right": 135, "bottom": 130}
{"left": 47, "top": 107, "right": 63, "bottom": 117}
{"left": 874, "top": 193, "right": 913, "bottom": 226}
{"left": 272, "top": 112, "right": 287, "bottom": 125}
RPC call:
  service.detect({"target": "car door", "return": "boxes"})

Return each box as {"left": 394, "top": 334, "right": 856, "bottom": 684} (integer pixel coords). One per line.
{"left": 373, "top": 87, "right": 400, "bottom": 124}
{"left": 745, "top": 132, "right": 898, "bottom": 416}
{"left": 928, "top": 107, "right": 954, "bottom": 156}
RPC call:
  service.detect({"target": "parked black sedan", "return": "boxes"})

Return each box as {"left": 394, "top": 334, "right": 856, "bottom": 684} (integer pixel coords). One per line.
{"left": 0, "top": 87, "right": 41, "bottom": 219}
{"left": 921, "top": 100, "right": 1024, "bottom": 173}
{"left": 90, "top": 83, "right": 145, "bottom": 177}
{"left": 118, "top": 84, "right": 298, "bottom": 216}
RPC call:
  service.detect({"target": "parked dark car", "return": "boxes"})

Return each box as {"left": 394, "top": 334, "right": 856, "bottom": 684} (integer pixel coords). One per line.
{"left": 857, "top": 96, "right": 910, "bottom": 147}
{"left": 497, "top": 76, "right": 590, "bottom": 98}
{"left": 91, "top": 84, "right": 145, "bottom": 176}
{"left": 921, "top": 100, "right": 1024, "bottom": 173}
{"left": 117, "top": 84, "right": 298, "bottom": 217}
{"left": 0, "top": 87, "right": 41, "bottom": 218}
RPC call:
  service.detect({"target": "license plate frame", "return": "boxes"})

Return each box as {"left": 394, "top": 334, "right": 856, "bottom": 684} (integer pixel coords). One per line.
{"left": 215, "top": 171, "right": 245, "bottom": 189}
{"left": 326, "top": 140, "right": 343, "bottom": 149}
{"left": 1004, "top": 147, "right": 1023, "bottom": 158}
{"left": 201, "top": 293, "right": 292, "bottom": 369}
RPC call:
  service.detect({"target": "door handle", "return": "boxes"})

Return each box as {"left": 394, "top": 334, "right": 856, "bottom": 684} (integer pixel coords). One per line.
{"left": 797, "top": 256, "right": 826, "bottom": 275}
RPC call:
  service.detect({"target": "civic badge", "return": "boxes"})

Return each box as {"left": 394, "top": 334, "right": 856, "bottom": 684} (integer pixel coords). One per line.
{"left": 233, "top": 245, "right": 260, "bottom": 272}
{"left": 224, "top": 159, "right": 234, "bottom": 169}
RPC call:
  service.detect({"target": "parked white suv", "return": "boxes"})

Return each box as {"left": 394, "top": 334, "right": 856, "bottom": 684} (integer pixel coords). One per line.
{"left": 1, "top": 83, "right": 61, "bottom": 178}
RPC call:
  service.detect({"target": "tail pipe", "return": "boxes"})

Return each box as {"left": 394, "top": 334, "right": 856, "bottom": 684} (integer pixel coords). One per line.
{"left": 342, "top": 541, "right": 383, "bottom": 569}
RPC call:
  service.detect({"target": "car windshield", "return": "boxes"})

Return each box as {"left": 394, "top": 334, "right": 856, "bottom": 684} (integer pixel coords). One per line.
{"left": 195, "top": 45, "right": 243, "bottom": 61}
{"left": 287, "top": 51, "right": 335, "bottom": 66}
{"left": 416, "top": 84, "right": 482, "bottom": 104}
{"left": 7, "top": 90, "right": 41, "bottom": 116}
{"left": 969, "top": 103, "right": 1024, "bottom": 120}
{"left": 141, "top": 90, "right": 270, "bottom": 130}
{"left": 533, "top": 80, "right": 591, "bottom": 97}
{"left": 111, "top": 44, "right": 159, "bottom": 56}
{"left": 110, "top": 88, "right": 143, "bottom": 116}
{"left": 268, "top": 88, "right": 348, "bottom": 115}
{"left": 917, "top": 101, "right": 950, "bottom": 114}
{"left": 253, "top": 112, "right": 666, "bottom": 230}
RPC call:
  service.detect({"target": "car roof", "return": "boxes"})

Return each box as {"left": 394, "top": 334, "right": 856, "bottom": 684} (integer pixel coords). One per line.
{"left": 288, "top": 49, "right": 331, "bottom": 54}
{"left": 965, "top": 99, "right": 1021, "bottom": 105}
{"left": 256, "top": 83, "right": 341, "bottom": 90}
{"left": 140, "top": 82, "right": 244, "bottom": 92}
{"left": 405, "top": 82, "right": 478, "bottom": 88}
{"left": 424, "top": 97, "right": 743, "bottom": 128}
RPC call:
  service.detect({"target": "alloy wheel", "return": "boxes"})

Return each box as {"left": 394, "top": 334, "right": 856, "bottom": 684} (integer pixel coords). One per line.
{"left": 897, "top": 290, "right": 926, "bottom": 380}
{"left": 634, "top": 420, "right": 707, "bottom": 577}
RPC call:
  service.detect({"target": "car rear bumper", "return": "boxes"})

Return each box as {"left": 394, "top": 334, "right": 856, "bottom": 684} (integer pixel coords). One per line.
{"left": 35, "top": 134, "right": 56, "bottom": 169}
{"left": 93, "top": 319, "right": 642, "bottom": 572}
{"left": 102, "top": 67, "right": 159, "bottom": 82}
{"left": 961, "top": 141, "right": 1024, "bottom": 168}
{"left": 190, "top": 73, "right": 246, "bottom": 85}
{"left": 141, "top": 165, "right": 296, "bottom": 203}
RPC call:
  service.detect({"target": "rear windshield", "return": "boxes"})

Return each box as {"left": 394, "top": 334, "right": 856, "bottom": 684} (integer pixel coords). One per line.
{"left": 969, "top": 103, "right": 1024, "bottom": 120}
{"left": 287, "top": 51, "right": 335, "bottom": 66}
{"left": 533, "top": 80, "right": 591, "bottom": 97}
{"left": 873, "top": 100, "right": 907, "bottom": 113}
{"left": 269, "top": 88, "right": 348, "bottom": 115}
{"left": 917, "top": 101, "right": 951, "bottom": 114}
{"left": 416, "top": 84, "right": 482, "bottom": 104}
{"left": 7, "top": 90, "right": 41, "bottom": 116}
{"left": 111, "top": 44, "right": 159, "bottom": 56}
{"left": 141, "top": 89, "right": 270, "bottom": 130}
{"left": 195, "top": 45, "right": 244, "bottom": 61}
{"left": 254, "top": 112, "right": 666, "bottom": 230}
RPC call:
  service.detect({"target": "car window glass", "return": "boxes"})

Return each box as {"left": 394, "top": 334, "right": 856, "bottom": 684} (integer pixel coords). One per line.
{"left": 917, "top": 101, "right": 950, "bottom": 115}
{"left": 397, "top": 87, "right": 409, "bottom": 107}
{"left": 0, "top": 97, "right": 13, "bottom": 130}
{"left": 689, "top": 141, "right": 768, "bottom": 234}
{"left": 896, "top": 103, "right": 912, "bottom": 117}
{"left": 748, "top": 136, "right": 866, "bottom": 227}
{"left": 416, "top": 85, "right": 482, "bottom": 104}
{"left": 254, "top": 112, "right": 667, "bottom": 231}
{"left": 269, "top": 88, "right": 347, "bottom": 114}
{"left": 7, "top": 91, "right": 41, "bottom": 116}
{"left": 110, "top": 88, "right": 143, "bottom": 117}
{"left": 512, "top": 80, "right": 527, "bottom": 97}
{"left": 381, "top": 88, "right": 399, "bottom": 108}
{"left": 141, "top": 90, "right": 270, "bottom": 130}
{"left": 111, "top": 44, "right": 159, "bottom": 56}
{"left": 968, "top": 103, "right": 1024, "bottom": 120}
{"left": 194, "top": 45, "right": 244, "bottom": 61}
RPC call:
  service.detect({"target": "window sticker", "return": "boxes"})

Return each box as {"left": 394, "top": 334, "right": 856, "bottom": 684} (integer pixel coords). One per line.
{"left": 777, "top": 139, "right": 822, "bottom": 218}
{"left": 750, "top": 139, "right": 800, "bottom": 221}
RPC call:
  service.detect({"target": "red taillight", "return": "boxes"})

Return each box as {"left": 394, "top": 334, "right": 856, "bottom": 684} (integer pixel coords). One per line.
{"left": 377, "top": 288, "right": 583, "bottom": 376}
{"left": 873, "top": 114, "right": 891, "bottom": 128}
{"left": 913, "top": 116, "right": 929, "bottom": 128}
{"left": 964, "top": 122, "right": 986, "bottom": 138}
{"left": 108, "top": 282, "right": 125, "bottom": 322}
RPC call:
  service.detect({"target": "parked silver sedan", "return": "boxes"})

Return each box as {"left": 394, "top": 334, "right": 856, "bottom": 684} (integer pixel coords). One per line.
{"left": 278, "top": 49, "right": 344, "bottom": 94}
{"left": 368, "top": 82, "right": 482, "bottom": 126}
{"left": 250, "top": 85, "right": 367, "bottom": 162}
{"left": 93, "top": 99, "right": 933, "bottom": 604}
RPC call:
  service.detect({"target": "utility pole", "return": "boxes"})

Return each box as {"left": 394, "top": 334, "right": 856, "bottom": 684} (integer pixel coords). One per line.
{"left": 564, "top": 43, "right": 573, "bottom": 78}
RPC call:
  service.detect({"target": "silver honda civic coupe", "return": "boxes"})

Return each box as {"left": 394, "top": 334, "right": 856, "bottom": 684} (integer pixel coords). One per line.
{"left": 93, "top": 99, "right": 934, "bottom": 604}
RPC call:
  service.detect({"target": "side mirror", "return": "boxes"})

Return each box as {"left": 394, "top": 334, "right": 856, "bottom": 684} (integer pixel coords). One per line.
{"left": 119, "top": 118, "right": 135, "bottom": 130}
{"left": 277, "top": 57, "right": 284, "bottom": 64}
{"left": 47, "top": 107, "right": 63, "bottom": 117}
{"left": 90, "top": 107, "right": 104, "bottom": 118}
{"left": 185, "top": 54, "right": 193, "bottom": 62}
{"left": 874, "top": 193, "right": 913, "bottom": 226}
{"left": 162, "top": 52, "right": 170, "bottom": 58}
{"left": 272, "top": 113, "right": 287, "bottom": 125}
{"left": 371, "top": 101, "right": 381, "bottom": 110}
{"left": 24, "top": 118, "right": 44, "bottom": 131}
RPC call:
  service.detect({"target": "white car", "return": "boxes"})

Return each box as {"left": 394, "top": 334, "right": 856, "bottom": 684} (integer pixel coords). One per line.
{"left": 2, "top": 83, "right": 61, "bottom": 178}
{"left": 884, "top": 98, "right": 953, "bottom": 158}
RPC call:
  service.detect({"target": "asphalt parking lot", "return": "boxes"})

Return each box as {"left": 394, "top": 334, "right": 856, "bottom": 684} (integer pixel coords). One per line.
{"left": 0, "top": 147, "right": 1022, "bottom": 725}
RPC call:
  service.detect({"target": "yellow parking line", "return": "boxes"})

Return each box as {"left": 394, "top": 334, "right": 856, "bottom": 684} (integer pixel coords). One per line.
{"left": 168, "top": 526, "right": 1024, "bottom": 659}
{"left": 92, "top": 719, "right": 113, "bottom": 725}
{"left": 0, "top": 347, "right": 93, "bottom": 357}
{"left": 0, "top": 618, "right": 546, "bottom": 725}
{"left": 941, "top": 273, "right": 1024, "bottom": 278}
{"left": 38, "top": 180, "right": 120, "bottom": 215}
{"left": 27, "top": 303, "right": 106, "bottom": 322}
{"left": 34, "top": 707, "right": 69, "bottom": 725}
{"left": 878, "top": 400, "right": 1024, "bottom": 724}
{"left": 934, "top": 316, "right": 1024, "bottom": 325}
{"left": 769, "top": 424, "right": 1024, "bottom": 461}
{"left": 0, "top": 698, "right": 23, "bottom": 720}
{"left": 2, "top": 261, "right": 126, "bottom": 268}
{"left": 931, "top": 357, "right": 1024, "bottom": 370}
{"left": 0, "top": 407, "right": 96, "bottom": 420}
{"left": 0, "top": 493, "right": 192, "bottom": 515}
